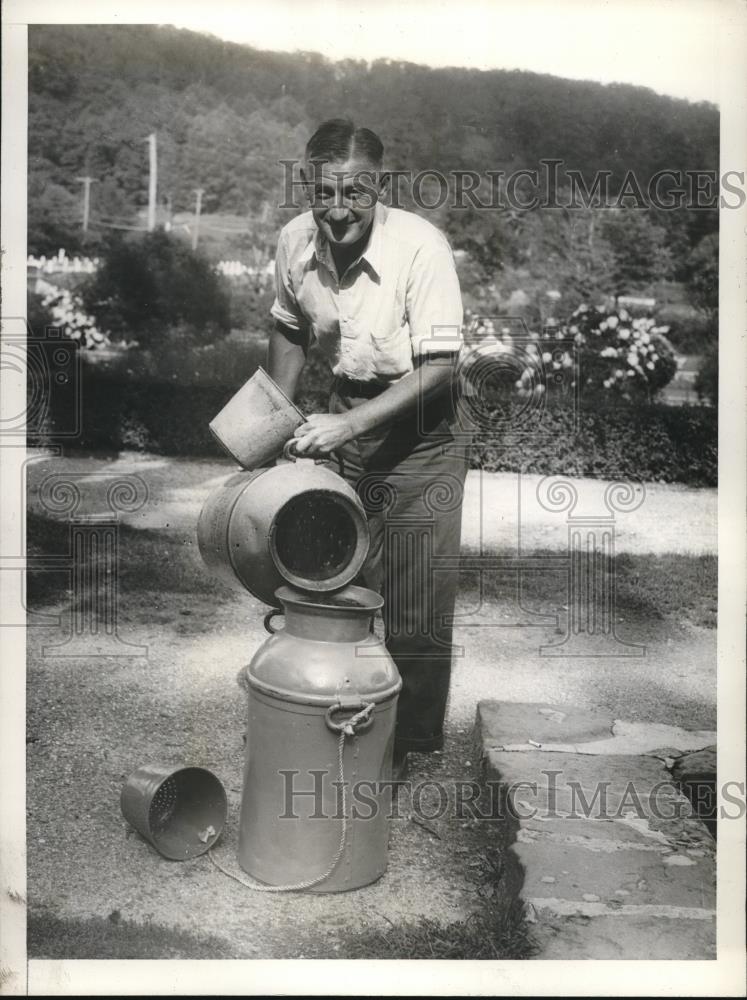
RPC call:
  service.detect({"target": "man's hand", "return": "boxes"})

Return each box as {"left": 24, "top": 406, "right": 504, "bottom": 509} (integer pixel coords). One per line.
{"left": 292, "top": 413, "right": 355, "bottom": 456}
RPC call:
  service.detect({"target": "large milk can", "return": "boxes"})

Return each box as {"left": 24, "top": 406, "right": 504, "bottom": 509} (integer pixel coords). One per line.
{"left": 238, "top": 585, "right": 402, "bottom": 892}
{"left": 197, "top": 446, "right": 370, "bottom": 606}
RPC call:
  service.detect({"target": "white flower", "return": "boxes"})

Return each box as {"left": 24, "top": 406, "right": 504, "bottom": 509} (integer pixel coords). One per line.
{"left": 646, "top": 361, "right": 655, "bottom": 370}
{"left": 626, "top": 370, "right": 635, "bottom": 378}
{"left": 617, "top": 328, "right": 631, "bottom": 340}
{"left": 614, "top": 369, "right": 624, "bottom": 379}
{"left": 542, "top": 352, "right": 552, "bottom": 363}
{"left": 640, "top": 332, "right": 651, "bottom": 344}
{"left": 603, "top": 378, "right": 612, "bottom": 388}
{"left": 599, "top": 319, "right": 609, "bottom": 331}
{"left": 607, "top": 315, "right": 619, "bottom": 328}
{"left": 651, "top": 353, "right": 659, "bottom": 362}
{"left": 601, "top": 346, "right": 618, "bottom": 358}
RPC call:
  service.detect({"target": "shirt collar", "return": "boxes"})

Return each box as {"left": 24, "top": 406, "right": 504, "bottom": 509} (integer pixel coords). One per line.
{"left": 300, "top": 202, "right": 388, "bottom": 280}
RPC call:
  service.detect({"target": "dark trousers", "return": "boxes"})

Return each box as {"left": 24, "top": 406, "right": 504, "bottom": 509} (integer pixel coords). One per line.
{"left": 330, "top": 380, "right": 471, "bottom": 753}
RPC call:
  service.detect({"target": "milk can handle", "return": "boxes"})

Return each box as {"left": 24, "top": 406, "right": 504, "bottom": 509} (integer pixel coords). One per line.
{"left": 325, "top": 701, "right": 375, "bottom": 734}
{"left": 283, "top": 440, "right": 345, "bottom": 478}
{"left": 263, "top": 608, "right": 283, "bottom": 633}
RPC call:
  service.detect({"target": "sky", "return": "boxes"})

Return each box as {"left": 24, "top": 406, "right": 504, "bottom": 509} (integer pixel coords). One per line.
{"left": 7, "top": 0, "right": 727, "bottom": 104}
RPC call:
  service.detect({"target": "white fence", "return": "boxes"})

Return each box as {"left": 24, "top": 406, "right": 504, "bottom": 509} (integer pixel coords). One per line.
{"left": 216, "top": 259, "right": 274, "bottom": 279}
{"left": 27, "top": 250, "right": 273, "bottom": 280}
{"left": 27, "top": 250, "right": 99, "bottom": 274}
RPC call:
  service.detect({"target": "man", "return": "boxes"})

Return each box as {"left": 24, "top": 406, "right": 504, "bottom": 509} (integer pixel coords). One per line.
{"left": 267, "top": 118, "right": 470, "bottom": 777}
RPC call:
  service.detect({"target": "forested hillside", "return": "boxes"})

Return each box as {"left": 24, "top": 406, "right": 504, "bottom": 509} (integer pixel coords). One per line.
{"left": 28, "top": 23, "right": 719, "bottom": 324}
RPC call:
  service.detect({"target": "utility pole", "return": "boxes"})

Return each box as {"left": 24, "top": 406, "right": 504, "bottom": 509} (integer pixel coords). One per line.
{"left": 192, "top": 187, "right": 204, "bottom": 250}
{"left": 75, "top": 176, "right": 98, "bottom": 232}
{"left": 145, "top": 133, "right": 158, "bottom": 232}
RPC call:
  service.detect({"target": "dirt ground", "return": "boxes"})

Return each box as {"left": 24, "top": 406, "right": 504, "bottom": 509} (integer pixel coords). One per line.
{"left": 23, "top": 451, "right": 717, "bottom": 959}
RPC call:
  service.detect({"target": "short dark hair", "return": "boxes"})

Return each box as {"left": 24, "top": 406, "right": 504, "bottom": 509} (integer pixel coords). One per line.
{"left": 305, "top": 118, "right": 384, "bottom": 167}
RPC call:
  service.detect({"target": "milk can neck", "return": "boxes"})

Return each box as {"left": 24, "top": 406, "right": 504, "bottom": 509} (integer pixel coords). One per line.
{"left": 276, "top": 586, "right": 382, "bottom": 642}
{"left": 283, "top": 602, "right": 372, "bottom": 642}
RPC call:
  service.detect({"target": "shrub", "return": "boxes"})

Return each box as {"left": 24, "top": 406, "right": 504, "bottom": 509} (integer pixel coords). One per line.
{"left": 695, "top": 341, "right": 718, "bottom": 406}
{"left": 562, "top": 305, "right": 677, "bottom": 402}
{"left": 80, "top": 230, "right": 231, "bottom": 347}
{"left": 227, "top": 279, "right": 276, "bottom": 338}
{"left": 655, "top": 304, "right": 715, "bottom": 354}
{"left": 470, "top": 399, "right": 717, "bottom": 486}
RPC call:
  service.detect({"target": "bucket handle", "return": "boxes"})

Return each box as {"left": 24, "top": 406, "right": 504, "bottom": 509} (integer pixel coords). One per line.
{"left": 283, "top": 439, "right": 345, "bottom": 478}
{"left": 263, "top": 608, "right": 283, "bottom": 634}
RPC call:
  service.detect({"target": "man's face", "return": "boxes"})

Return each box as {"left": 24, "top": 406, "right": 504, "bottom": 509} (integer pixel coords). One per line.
{"left": 302, "top": 157, "right": 386, "bottom": 249}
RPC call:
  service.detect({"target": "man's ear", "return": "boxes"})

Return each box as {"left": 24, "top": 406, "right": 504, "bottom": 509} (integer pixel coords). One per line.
{"left": 299, "top": 165, "right": 314, "bottom": 206}
{"left": 377, "top": 169, "right": 391, "bottom": 202}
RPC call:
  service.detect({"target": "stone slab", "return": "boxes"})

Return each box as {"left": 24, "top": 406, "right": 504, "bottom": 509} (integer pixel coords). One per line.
{"left": 514, "top": 837, "right": 715, "bottom": 911}
{"left": 530, "top": 912, "right": 716, "bottom": 960}
{"left": 477, "top": 701, "right": 614, "bottom": 747}
{"left": 485, "top": 749, "right": 688, "bottom": 821}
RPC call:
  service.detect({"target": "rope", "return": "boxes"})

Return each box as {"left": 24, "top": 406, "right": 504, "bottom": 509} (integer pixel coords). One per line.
{"left": 208, "top": 703, "right": 373, "bottom": 893}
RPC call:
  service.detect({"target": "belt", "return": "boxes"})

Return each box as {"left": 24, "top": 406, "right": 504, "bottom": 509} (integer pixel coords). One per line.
{"left": 332, "top": 376, "right": 390, "bottom": 399}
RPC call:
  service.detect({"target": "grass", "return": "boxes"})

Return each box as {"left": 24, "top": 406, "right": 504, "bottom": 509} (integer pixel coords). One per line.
{"left": 28, "top": 902, "right": 535, "bottom": 961}
{"left": 26, "top": 512, "right": 235, "bottom": 605}
{"left": 465, "top": 548, "right": 717, "bottom": 629}
{"left": 28, "top": 911, "right": 237, "bottom": 960}
{"left": 330, "top": 900, "right": 535, "bottom": 960}
{"left": 28, "top": 513, "right": 717, "bottom": 630}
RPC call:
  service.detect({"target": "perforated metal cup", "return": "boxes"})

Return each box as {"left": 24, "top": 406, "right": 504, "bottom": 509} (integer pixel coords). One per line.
{"left": 120, "top": 764, "right": 227, "bottom": 860}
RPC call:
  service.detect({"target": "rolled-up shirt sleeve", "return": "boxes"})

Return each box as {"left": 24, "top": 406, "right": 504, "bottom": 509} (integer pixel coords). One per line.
{"left": 270, "top": 232, "right": 308, "bottom": 331}
{"left": 406, "top": 243, "right": 464, "bottom": 355}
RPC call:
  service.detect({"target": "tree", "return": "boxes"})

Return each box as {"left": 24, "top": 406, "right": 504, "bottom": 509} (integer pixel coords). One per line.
{"left": 685, "top": 233, "right": 718, "bottom": 319}
{"left": 80, "top": 230, "right": 231, "bottom": 347}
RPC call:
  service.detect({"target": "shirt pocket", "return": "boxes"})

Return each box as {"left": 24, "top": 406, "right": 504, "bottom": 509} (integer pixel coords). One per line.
{"left": 370, "top": 320, "right": 414, "bottom": 377}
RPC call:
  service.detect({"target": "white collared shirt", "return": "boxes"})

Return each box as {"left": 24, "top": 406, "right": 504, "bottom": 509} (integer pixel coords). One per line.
{"left": 271, "top": 203, "right": 463, "bottom": 383}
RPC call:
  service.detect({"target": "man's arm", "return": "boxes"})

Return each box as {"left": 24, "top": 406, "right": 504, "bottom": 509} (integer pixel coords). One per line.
{"left": 292, "top": 352, "right": 457, "bottom": 456}
{"left": 267, "top": 321, "right": 309, "bottom": 401}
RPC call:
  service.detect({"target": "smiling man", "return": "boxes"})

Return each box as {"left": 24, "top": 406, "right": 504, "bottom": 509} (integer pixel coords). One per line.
{"left": 267, "top": 118, "right": 471, "bottom": 777}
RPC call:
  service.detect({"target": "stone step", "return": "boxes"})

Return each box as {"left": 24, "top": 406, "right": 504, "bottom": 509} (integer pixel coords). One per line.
{"left": 475, "top": 700, "right": 716, "bottom": 960}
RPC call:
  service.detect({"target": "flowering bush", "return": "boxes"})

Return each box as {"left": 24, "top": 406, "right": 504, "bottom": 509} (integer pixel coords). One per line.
{"left": 461, "top": 311, "right": 573, "bottom": 404}
{"left": 565, "top": 304, "right": 677, "bottom": 401}
{"left": 34, "top": 278, "right": 110, "bottom": 350}
{"left": 462, "top": 305, "right": 677, "bottom": 404}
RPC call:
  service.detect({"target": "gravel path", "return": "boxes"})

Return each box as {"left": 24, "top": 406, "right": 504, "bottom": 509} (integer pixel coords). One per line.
{"left": 27, "top": 451, "right": 717, "bottom": 556}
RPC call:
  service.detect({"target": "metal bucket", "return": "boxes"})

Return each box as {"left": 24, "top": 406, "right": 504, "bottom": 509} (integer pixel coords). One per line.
{"left": 209, "top": 366, "right": 306, "bottom": 469}
{"left": 120, "top": 764, "right": 227, "bottom": 860}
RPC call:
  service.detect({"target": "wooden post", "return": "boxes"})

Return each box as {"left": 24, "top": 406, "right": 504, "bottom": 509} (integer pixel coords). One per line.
{"left": 75, "top": 176, "right": 98, "bottom": 232}
{"left": 192, "top": 187, "right": 204, "bottom": 250}
{"left": 146, "top": 133, "right": 157, "bottom": 232}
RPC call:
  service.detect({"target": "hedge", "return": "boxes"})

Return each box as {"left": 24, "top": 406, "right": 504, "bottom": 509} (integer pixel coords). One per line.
{"left": 469, "top": 399, "right": 717, "bottom": 486}
{"left": 33, "top": 359, "right": 716, "bottom": 487}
